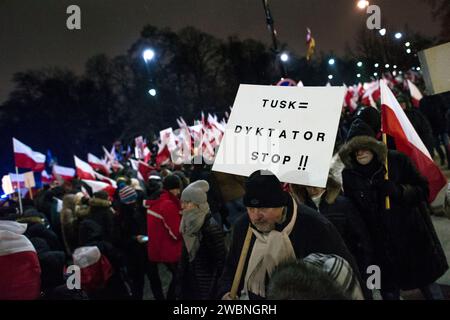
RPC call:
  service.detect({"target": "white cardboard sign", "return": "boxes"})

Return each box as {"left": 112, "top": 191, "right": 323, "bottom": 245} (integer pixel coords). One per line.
{"left": 212, "top": 84, "right": 345, "bottom": 188}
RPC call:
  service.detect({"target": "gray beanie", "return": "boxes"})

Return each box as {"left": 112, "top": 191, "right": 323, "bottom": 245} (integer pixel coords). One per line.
{"left": 181, "top": 180, "right": 209, "bottom": 205}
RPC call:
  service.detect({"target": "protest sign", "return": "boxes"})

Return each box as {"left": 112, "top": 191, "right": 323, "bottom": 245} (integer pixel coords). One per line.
{"left": 212, "top": 84, "right": 345, "bottom": 187}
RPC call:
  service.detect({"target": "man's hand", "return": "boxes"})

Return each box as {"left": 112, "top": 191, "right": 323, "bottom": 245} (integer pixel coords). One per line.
{"left": 378, "top": 180, "right": 403, "bottom": 200}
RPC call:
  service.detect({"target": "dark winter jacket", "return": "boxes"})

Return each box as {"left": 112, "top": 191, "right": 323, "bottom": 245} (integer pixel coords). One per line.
{"left": 303, "top": 176, "right": 373, "bottom": 278}
{"left": 176, "top": 215, "right": 226, "bottom": 300}
{"left": 87, "top": 198, "right": 117, "bottom": 245}
{"left": 420, "top": 94, "right": 448, "bottom": 135}
{"left": 77, "top": 219, "right": 132, "bottom": 299}
{"left": 216, "top": 196, "right": 361, "bottom": 300}
{"left": 339, "top": 135, "right": 448, "bottom": 290}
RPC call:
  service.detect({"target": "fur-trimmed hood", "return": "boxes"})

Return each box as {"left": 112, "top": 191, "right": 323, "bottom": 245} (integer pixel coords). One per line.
{"left": 339, "top": 136, "right": 387, "bottom": 168}
{"left": 89, "top": 198, "right": 111, "bottom": 208}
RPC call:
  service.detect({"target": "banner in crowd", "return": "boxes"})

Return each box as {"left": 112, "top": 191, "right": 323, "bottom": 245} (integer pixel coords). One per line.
{"left": 212, "top": 84, "right": 346, "bottom": 187}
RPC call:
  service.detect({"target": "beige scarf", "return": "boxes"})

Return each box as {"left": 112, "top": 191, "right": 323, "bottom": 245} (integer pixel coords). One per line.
{"left": 243, "top": 198, "right": 298, "bottom": 298}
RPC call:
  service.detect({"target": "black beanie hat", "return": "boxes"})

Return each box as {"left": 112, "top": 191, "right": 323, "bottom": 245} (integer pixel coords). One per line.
{"left": 346, "top": 118, "right": 376, "bottom": 142}
{"left": 163, "top": 175, "right": 182, "bottom": 191}
{"left": 243, "top": 170, "right": 289, "bottom": 208}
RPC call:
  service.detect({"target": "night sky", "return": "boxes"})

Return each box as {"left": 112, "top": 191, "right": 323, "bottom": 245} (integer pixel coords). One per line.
{"left": 0, "top": 0, "right": 440, "bottom": 103}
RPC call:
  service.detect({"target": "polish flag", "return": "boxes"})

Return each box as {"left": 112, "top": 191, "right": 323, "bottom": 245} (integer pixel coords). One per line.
{"left": 94, "top": 172, "right": 117, "bottom": 188}
{"left": 156, "top": 145, "right": 171, "bottom": 166}
{"left": 53, "top": 165, "right": 75, "bottom": 182}
{"left": 0, "top": 221, "right": 41, "bottom": 300}
{"left": 129, "top": 159, "right": 144, "bottom": 180}
{"left": 361, "top": 81, "right": 380, "bottom": 109}
{"left": 81, "top": 180, "right": 116, "bottom": 199}
{"left": 41, "top": 170, "right": 54, "bottom": 185}
{"left": 72, "top": 246, "right": 113, "bottom": 293}
{"left": 138, "top": 160, "right": 156, "bottom": 181}
{"left": 12, "top": 138, "right": 45, "bottom": 172}
{"left": 74, "top": 156, "right": 96, "bottom": 180}
{"left": 380, "top": 80, "right": 447, "bottom": 203}
{"left": 88, "top": 153, "right": 110, "bottom": 176}
{"left": 407, "top": 80, "right": 423, "bottom": 108}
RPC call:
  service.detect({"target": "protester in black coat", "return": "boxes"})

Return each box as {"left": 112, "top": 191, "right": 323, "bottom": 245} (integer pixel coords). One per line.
{"left": 339, "top": 135, "right": 448, "bottom": 299}
{"left": 78, "top": 219, "right": 132, "bottom": 299}
{"left": 301, "top": 175, "right": 373, "bottom": 280}
{"left": 420, "top": 94, "right": 450, "bottom": 167}
{"left": 217, "top": 170, "right": 364, "bottom": 300}
{"left": 177, "top": 180, "right": 226, "bottom": 300}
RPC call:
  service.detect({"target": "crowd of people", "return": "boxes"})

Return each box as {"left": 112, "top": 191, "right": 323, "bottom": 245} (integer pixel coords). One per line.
{"left": 1, "top": 78, "right": 450, "bottom": 301}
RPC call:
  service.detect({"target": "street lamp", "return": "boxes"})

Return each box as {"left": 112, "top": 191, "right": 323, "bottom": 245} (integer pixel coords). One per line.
{"left": 385, "top": 64, "right": 390, "bottom": 68}
{"left": 142, "top": 48, "right": 155, "bottom": 62}
{"left": 328, "top": 58, "right": 335, "bottom": 66}
{"left": 394, "top": 32, "right": 403, "bottom": 40}
{"left": 357, "top": 73, "right": 361, "bottom": 78}
{"left": 405, "top": 42, "right": 411, "bottom": 47}
{"left": 379, "top": 28, "right": 387, "bottom": 36}
{"left": 280, "top": 52, "right": 289, "bottom": 62}
{"left": 357, "top": 61, "right": 363, "bottom": 67}
{"left": 373, "top": 72, "right": 378, "bottom": 77}
{"left": 357, "top": 0, "right": 369, "bottom": 9}
{"left": 148, "top": 88, "right": 157, "bottom": 96}
{"left": 374, "top": 63, "right": 379, "bottom": 68}
{"left": 328, "top": 75, "right": 334, "bottom": 80}
{"left": 406, "top": 48, "right": 412, "bottom": 54}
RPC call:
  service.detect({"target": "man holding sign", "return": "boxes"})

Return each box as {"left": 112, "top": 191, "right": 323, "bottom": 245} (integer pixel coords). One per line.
{"left": 216, "top": 170, "right": 363, "bottom": 300}
{"left": 213, "top": 85, "right": 365, "bottom": 300}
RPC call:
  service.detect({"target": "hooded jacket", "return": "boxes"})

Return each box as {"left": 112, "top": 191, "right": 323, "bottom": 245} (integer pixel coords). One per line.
{"left": 144, "top": 190, "right": 182, "bottom": 263}
{"left": 339, "top": 135, "right": 448, "bottom": 290}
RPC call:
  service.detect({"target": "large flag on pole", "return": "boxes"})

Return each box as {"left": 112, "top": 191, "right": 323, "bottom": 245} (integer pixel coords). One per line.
{"left": 380, "top": 80, "right": 447, "bottom": 203}
{"left": 88, "top": 153, "right": 110, "bottom": 176}
{"left": 53, "top": 165, "right": 75, "bottom": 182}
{"left": 81, "top": 180, "right": 116, "bottom": 199}
{"left": 74, "top": 156, "right": 96, "bottom": 180}
{"left": 12, "top": 138, "right": 46, "bottom": 172}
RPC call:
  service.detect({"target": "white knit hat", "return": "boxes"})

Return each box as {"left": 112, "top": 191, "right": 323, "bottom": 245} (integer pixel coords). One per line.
{"left": 180, "top": 180, "right": 209, "bottom": 205}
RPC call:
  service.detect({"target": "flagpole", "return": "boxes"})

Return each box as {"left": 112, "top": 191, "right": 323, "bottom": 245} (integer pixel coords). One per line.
{"left": 261, "top": 0, "right": 287, "bottom": 78}
{"left": 15, "top": 166, "right": 23, "bottom": 214}
{"left": 230, "top": 226, "right": 253, "bottom": 300}
{"left": 382, "top": 133, "right": 391, "bottom": 210}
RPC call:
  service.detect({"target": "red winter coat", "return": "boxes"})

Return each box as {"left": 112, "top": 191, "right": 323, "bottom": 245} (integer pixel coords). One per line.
{"left": 144, "top": 190, "right": 182, "bottom": 263}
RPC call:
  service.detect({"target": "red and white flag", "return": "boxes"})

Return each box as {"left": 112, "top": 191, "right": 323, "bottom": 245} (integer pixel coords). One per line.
{"left": 12, "top": 138, "right": 45, "bottom": 172}
{"left": 0, "top": 221, "right": 41, "bottom": 300}
{"left": 53, "top": 165, "right": 75, "bottom": 182}
{"left": 88, "top": 153, "right": 110, "bottom": 176}
{"left": 74, "top": 156, "right": 96, "bottom": 180}
{"left": 94, "top": 172, "right": 117, "bottom": 188}
{"left": 81, "top": 180, "right": 116, "bottom": 198}
{"left": 72, "top": 246, "right": 113, "bottom": 293}
{"left": 41, "top": 170, "right": 54, "bottom": 185}
{"left": 380, "top": 80, "right": 447, "bottom": 203}
{"left": 407, "top": 80, "right": 423, "bottom": 108}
